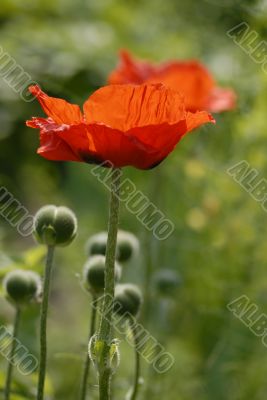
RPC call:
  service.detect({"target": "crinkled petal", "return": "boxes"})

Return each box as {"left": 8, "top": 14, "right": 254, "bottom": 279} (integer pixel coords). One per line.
{"left": 28, "top": 85, "right": 83, "bottom": 124}
{"left": 108, "top": 51, "right": 236, "bottom": 113}
{"left": 26, "top": 80, "right": 216, "bottom": 168}
{"left": 83, "top": 83, "right": 185, "bottom": 131}
{"left": 26, "top": 117, "right": 81, "bottom": 162}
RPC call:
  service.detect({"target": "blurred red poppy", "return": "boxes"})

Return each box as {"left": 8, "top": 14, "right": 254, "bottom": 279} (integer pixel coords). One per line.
{"left": 26, "top": 83, "right": 214, "bottom": 169}
{"left": 108, "top": 50, "right": 236, "bottom": 113}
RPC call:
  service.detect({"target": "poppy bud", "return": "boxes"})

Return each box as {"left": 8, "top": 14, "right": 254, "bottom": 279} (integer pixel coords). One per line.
{"left": 3, "top": 269, "right": 41, "bottom": 305}
{"left": 153, "top": 269, "right": 181, "bottom": 297}
{"left": 86, "top": 230, "right": 139, "bottom": 262}
{"left": 83, "top": 255, "right": 121, "bottom": 295}
{"left": 85, "top": 232, "right": 110, "bottom": 257}
{"left": 114, "top": 284, "right": 142, "bottom": 317}
{"left": 116, "top": 230, "right": 139, "bottom": 262}
{"left": 33, "top": 205, "right": 77, "bottom": 247}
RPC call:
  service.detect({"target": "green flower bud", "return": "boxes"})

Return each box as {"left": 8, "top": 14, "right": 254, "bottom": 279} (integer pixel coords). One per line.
{"left": 34, "top": 205, "right": 77, "bottom": 247}
{"left": 86, "top": 232, "right": 109, "bottom": 257}
{"left": 3, "top": 269, "right": 42, "bottom": 306}
{"left": 153, "top": 269, "right": 181, "bottom": 297}
{"left": 114, "top": 284, "right": 142, "bottom": 317}
{"left": 116, "top": 230, "right": 139, "bottom": 262}
{"left": 83, "top": 255, "right": 121, "bottom": 295}
{"left": 86, "top": 230, "right": 139, "bottom": 262}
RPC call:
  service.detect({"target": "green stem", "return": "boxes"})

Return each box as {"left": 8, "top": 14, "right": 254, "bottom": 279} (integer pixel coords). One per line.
{"left": 80, "top": 296, "right": 98, "bottom": 400}
{"left": 37, "top": 245, "right": 55, "bottom": 400}
{"left": 128, "top": 316, "right": 141, "bottom": 400}
{"left": 98, "top": 168, "right": 121, "bottom": 400}
{"left": 4, "top": 307, "right": 21, "bottom": 400}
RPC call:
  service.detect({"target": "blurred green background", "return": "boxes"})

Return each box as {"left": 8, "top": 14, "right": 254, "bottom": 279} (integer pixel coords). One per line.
{"left": 1, "top": 0, "right": 267, "bottom": 399}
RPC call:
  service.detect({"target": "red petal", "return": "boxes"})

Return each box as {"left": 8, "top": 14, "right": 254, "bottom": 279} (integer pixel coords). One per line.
{"left": 109, "top": 51, "right": 236, "bottom": 113}
{"left": 26, "top": 117, "right": 81, "bottom": 162}
{"left": 147, "top": 61, "right": 215, "bottom": 112}
{"left": 126, "top": 121, "right": 187, "bottom": 150}
{"left": 28, "top": 85, "right": 83, "bottom": 124}
{"left": 26, "top": 81, "right": 216, "bottom": 168}
{"left": 108, "top": 50, "right": 156, "bottom": 85}
{"left": 83, "top": 84, "right": 185, "bottom": 131}
{"left": 206, "top": 87, "right": 237, "bottom": 113}
{"left": 56, "top": 122, "right": 154, "bottom": 168}
{"left": 185, "top": 111, "right": 215, "bottom": 132}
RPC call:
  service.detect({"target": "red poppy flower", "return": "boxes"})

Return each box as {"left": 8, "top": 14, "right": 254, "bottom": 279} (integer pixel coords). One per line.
{"left": 26, "top": 83, "right": 215, "bottom": 169}
{"left": 108, "top": 50, "right": 236, "bottom": 113}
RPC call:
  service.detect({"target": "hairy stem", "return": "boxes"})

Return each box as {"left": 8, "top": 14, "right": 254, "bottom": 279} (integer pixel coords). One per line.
{"left": 98, "top": 168, "right": 121, "bottom": 400}
{"left": 4, "top": 307, "right": 21, "bottom": 400}
{"left": 37, "top": 245, "right": 55, "bottom": 400}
